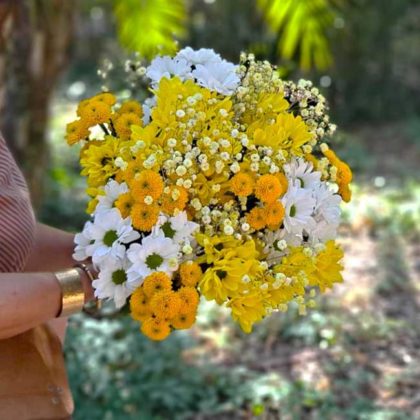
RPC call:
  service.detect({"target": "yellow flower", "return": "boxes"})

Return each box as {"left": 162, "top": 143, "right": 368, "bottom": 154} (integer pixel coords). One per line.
{"left": 227, "top": 291, "right": 266, "bottom": 333}
{"left": 150, "top": 290, "right": 182, "bottom": 320}
{"left": 179, "top": 261, "right": 202, "bottom": 287}
{"left": 275, "top": 172, "right": 288, "bottom": 197}
{"left": 131, "top": 170, "right": 164, "bottom": 201}
{"left": 141, "top": 317, "right": 171, "bottom": 341}
{"left": 323, "top": 149, "right": 352, "bottom": 202}
{"left": 65, "top": 119, "right": 89, "bottom": 145}
{"left": 142, "top": 272, "right": 172, "bottom": 298}
{"left": 118, "top": 99, "right": 143, "bottom": 116}
{"left": 230, "top": 172, "right": 254, "bottom": 197}
{"left": 86, "top": 197, "right": 99, "bottom": 215}
{"left": 264, "top": 201, "right": 285, "bottom": 227}
{"left": 171, "top": 309, "right": 196, "bottom": 330}
{"left": 131, "top": 202, "right": 159, "bottom": 232}
{"left": 160, "top": 185, "right": 188, "bottom": 215}
{"left": 114, "top": 112, "right": 143, "bottom": 140}
{"left": 246, "top": 207, "right": 267, "bottom": 230}
{"left": 78, "top": 100, "right": 112, "bottom": 127}
{"left": 115, "top": 192, "right": 135, "bottom": 218}
{"left": 130, "top": 287, "right": 151, "bottom": 322}
{"left": 116, "top": 159, "right": 143, "bottom": 184}
{"left": 253, "top": 113, "right": 312, "bottom": 155}
{"left": 309, "top": 240, "right": 344, "bottom": 292}
{"left": 93, "top": 92, "right": 117, "bottom": 106}
{"left": 80, "top": 136, "right": 122, "bottom": 187}
{"left": 177, "top": 287, "right": 200, "bottom": 311}
{"left": 255, "top": 174, "right": 283, "bottom": 203}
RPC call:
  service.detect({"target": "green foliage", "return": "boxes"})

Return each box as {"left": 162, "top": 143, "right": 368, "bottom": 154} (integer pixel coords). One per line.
{"left": 257, "top": 0, "right": 340, "bottom": 70}
{"left": 114, "top": 0, "right": 186, "bottom": 58}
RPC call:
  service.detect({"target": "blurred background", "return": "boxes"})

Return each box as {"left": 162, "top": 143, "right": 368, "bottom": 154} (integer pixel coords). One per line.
{"left": 0, "top": 0, "right": 419, "bottom": 418}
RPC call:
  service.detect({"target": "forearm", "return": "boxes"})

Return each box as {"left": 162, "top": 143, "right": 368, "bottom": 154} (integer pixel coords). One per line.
{"left": 24, "top": 223, "right": 76, "bottom": 272}
{"left": 0, "top": 272, "right": 61, "bottom": 340}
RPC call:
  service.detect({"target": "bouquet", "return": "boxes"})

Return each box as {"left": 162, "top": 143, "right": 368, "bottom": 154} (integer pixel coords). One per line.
{"left": 66, "top": 48, "right": 352, "bottom": 340}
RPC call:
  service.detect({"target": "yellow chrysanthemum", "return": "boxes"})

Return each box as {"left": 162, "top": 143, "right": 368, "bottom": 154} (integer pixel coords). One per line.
{"left": 118, "top": 100, "right": 143, "bottom": 116}
{"left": 323, "top": 149, "right": 352, "bottom": 202}
{"left": 131, "top": 170, "right": 164, "bottom": 201}
{"left": 275, "top": 172, "right": 288, "bottom": 197}
{"left": 116, "top": 159, "right": 143, "bottom": 183}
{"left": 115, "top": 192, "right": 135, "bottom": 218}
{"left": 171, "top": 309, "right": 196, "bottom": 330}
{"left": 114, "top": 112, "right": 143, "bottom": 140}
{"left": 150, "top": 290, "right": 182, "bottom": 320}
{"left": 93, "top": 92, "right": 117, "bottom": 106}
{"left": 80, "top": 136, "right": 122, "bottom": 187}
{"left": 131, "top": 202, "right": 159, "bottom": 232}
{"left": 246, "top": 207, "right": 267, "bottom": 230}
{"left": 86, "top": 197, "right": 99, "bottom": 215}
{"left": 230, "top": 172, "right": 254, "bottom": 197}
{"left": 177, "top": 287, "right": 200, "bottom": 311}
{"left": 160, "top": 186, "right": 188, "bottom": 215}
{"left": 65, "top": 119, "right": 89, "bottom": 145}
{"left": 264, "top": 201, "right": 285, "bottom": 227}
{"left": 130, "top": 287, "right": 151, "bottom": 322}
{"left": 78, "top": 100, "right": 112, "bottom": 127}
{"left": 141, "top": 317, "right": 171, "bottom": 341}
{"left": 179, "top": 261, "right": 202, "bottom": 287}
{"left": 253, "top": 113, "right": 312, "bottom": 155}
{"left": 255, "top": 174, "right": 282, "bottom": 203}
{"left": 142, "top": 272, "right": 172, "bottom": 298}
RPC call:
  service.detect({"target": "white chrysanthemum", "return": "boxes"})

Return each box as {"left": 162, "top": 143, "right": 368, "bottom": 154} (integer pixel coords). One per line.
{"left": 281, "top": 186, "right": 316, "bottom": 235}
{"left": 263, "top": 228, "right": 303, "bottom": 263}
{"left": 284, "top": 157, "right": 321, "bottom": 190}
{"left": 73, "top": 221, "right": 94, "bottom": 261}
{"left": 307, "top": 220, "right": 338, "bottom": 244}
{"left": 153, "top": 211, "right": 199, "bottom": 244}
{"left": 126, "top": 235, "right": 179, "bottom": 283}
{"left": 142, "top": 96, "right": 157, "bottom": 125}
{"left": 92, "top": 256, "right": 135, "bottom": 308}
{"left": 176, "top": 47, "right": 221, "bottom": 66}
{"left": 313, "top": 183, "right": 342, "bottom": 225}
{"left": 89, "top": 208, "right": 140, "bottom": 264}
{"left": 95, "top": 180, "right": 128, "bottom": 214}
{"left": 146, "top": 56, "right": 191, "bottom": 86}
{"left": 192, "top": 61, "right": 240, "bottom": 95}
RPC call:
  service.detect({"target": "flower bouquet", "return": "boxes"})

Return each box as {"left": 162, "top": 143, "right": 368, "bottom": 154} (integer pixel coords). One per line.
{"left": 67, "top": 48, "right": 352, "bottom": 340}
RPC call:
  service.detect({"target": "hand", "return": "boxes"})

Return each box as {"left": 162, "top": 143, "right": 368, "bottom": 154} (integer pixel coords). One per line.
{"left": 75, "top": 262, "right": 97, "bottom": 303}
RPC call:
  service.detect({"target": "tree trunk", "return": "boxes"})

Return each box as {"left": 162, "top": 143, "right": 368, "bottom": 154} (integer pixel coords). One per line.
{"left": 0, "top": 0, "right": 75, "bottom": 210}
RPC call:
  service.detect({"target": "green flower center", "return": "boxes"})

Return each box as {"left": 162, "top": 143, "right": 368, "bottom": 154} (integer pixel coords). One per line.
{"left": 112, "top": 269, "right": 127, "bottom": 285}
{"left": 103, "top": 230, "right": 118, "bottom": 247}
{"left": 290, "top": 205, "right": 296, "bottom": 217}
{"left": 146, "top": 253, "right": 164, "bottom": 270}
{"left": 216, "top": 270, "right": 227, "bottom": 280}
{"left": 297, "top": 177, "right": 305, "bottom": 188}
{"left": 161, "top": 221, "right": 176, "bottom": 239}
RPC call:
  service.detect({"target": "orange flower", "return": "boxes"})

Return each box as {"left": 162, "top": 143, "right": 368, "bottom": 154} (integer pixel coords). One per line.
{"left": 254, "top": 174, "right": 282, "bottom": 203}
{"left": 118, "top": 100, "right": 143, "bottom": 116}
{"left": 131, "top": 202, "right": 159, "bottom": 231}
{"left": 230, "top": 172, "right": 254, "bottom": 197}
{"left": 171, "top": 309, "right": 196, "bottom": 330}
{"left": 65, "top": 119, "right": 89, "bottom": 145}
{"left": 143, "top": 272, "right": 172, "bottom": 298}
{"left": 177, "top": 287, "right": 200, "bottom": 311}
{"left": 264, "top": 201, "right": 285, "bottom": 227}
{"left": 130, "top": 287, "right": 151, "bottom": 322}
{"left": 78, "top": 100, "right": 112, "bottom": 127}
{"left": 141, "top": 317, "right": 171, "bottom": 341}
{"left": 131, "top": 170, "right": 164, "bottom": 201}
{"left": 150, "top": 290, "right": 182, "bottom": 320}
{"left": 160, "top": 186, "right": 188, "bottom": 215}
{"left": 114, "top": 112, "right": 143, "bottom": 139}
{"left": 115, "top": 192, "right": 135, "bottom": 218}
{"left": 246, "top": 207, "right": 267, "bottom": 230}
{"left": 179, "top": 261, "right": 202, "bottom": 287}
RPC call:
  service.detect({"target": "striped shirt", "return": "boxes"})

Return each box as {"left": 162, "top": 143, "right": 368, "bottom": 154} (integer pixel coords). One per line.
{"left": 0, "top": 135, "right": 35, "bottom": 272}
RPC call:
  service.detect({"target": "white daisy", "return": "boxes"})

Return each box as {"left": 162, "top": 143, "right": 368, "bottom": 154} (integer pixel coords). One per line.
{"left": 152, "top": 211, "right": 199, "bottom": 244}
{"left": 146, "top": 56, "right": 191, "bottom": 86}
{"left": 89, "top": 208, "right": 140, "bottom": 264}
{"left": 126, "top": 235, "right": 179, "bottom": 283}
{"left": 95, "top": 180, "right": 128, "bottom": 214}
{"left": 307, "top": 219, "right": 338, "bottom": 244}
{"left": 284, "top": 157, "right": 321, "bottom": 190}
{"left": 92, "top": 255, "right": 135, "bottom": 308}
{"left": 73, "top": 221, "right": 94, "bottom": 261}
{"left": 281, "top": 186, "right": 316, "bottom": 235}
{"left": 176, "top": 47, "right": 222, "bottom": 66}
{"left": 192, "top": 61, "right": 240, "bottom": 95}
{"left": 313, "top": 183, "right": 342, "bottom": 225}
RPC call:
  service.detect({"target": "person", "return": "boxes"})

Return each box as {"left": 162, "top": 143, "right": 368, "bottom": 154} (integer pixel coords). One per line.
{"left": 0, "top": 133, "right": 96, "bottom": 419}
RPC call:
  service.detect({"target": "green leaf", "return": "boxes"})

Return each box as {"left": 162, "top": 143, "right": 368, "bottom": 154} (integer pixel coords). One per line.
{"left": 258, "top": 0, "right": 341, "bottom": 70}
{"left": 114, "top": 0, "right": 187, "bottom": 58}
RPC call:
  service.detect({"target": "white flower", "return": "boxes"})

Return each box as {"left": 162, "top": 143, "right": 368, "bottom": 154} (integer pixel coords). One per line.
{"left": 153, "top": 211, "right": 199, "bottom": 245}
{"left": 126, "top": 235, "right": 179, "bottom": 283}
{"left": 73, "top": 221, "right": 94, "bottom": 261}
{"left": 313, "top": 183, "right": 342, "bottom": 225}
{"left": 192, "top": 61, "right": 240, "bottom": 95}
{"left": 176, "top": 47, "right": 221, "bottom": 66}
{"left": 89, "top": 208, "right": 140, "bottom": 264}
{"left": 307, "top": 219, "right": 338, "bottom": 244}
{"left": 284, "top": 157, "right": 321, "bottom": 190}
{"left": 146, "top": 56, "right": 191, "bottom": 86}
{"left": 95, "top": 180, "right": 128, "bottom": 214}
{"left": 263, "top": 228, "right": 303, "bottom": 263}
{"left": 92, "top": 256, "right": 135, "bottom": 308}
{"left": 281, "top": 186, "right": 316, "bottom": 235}
{"left": 142, "top": 96, "right": 157, "bottom": 125}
